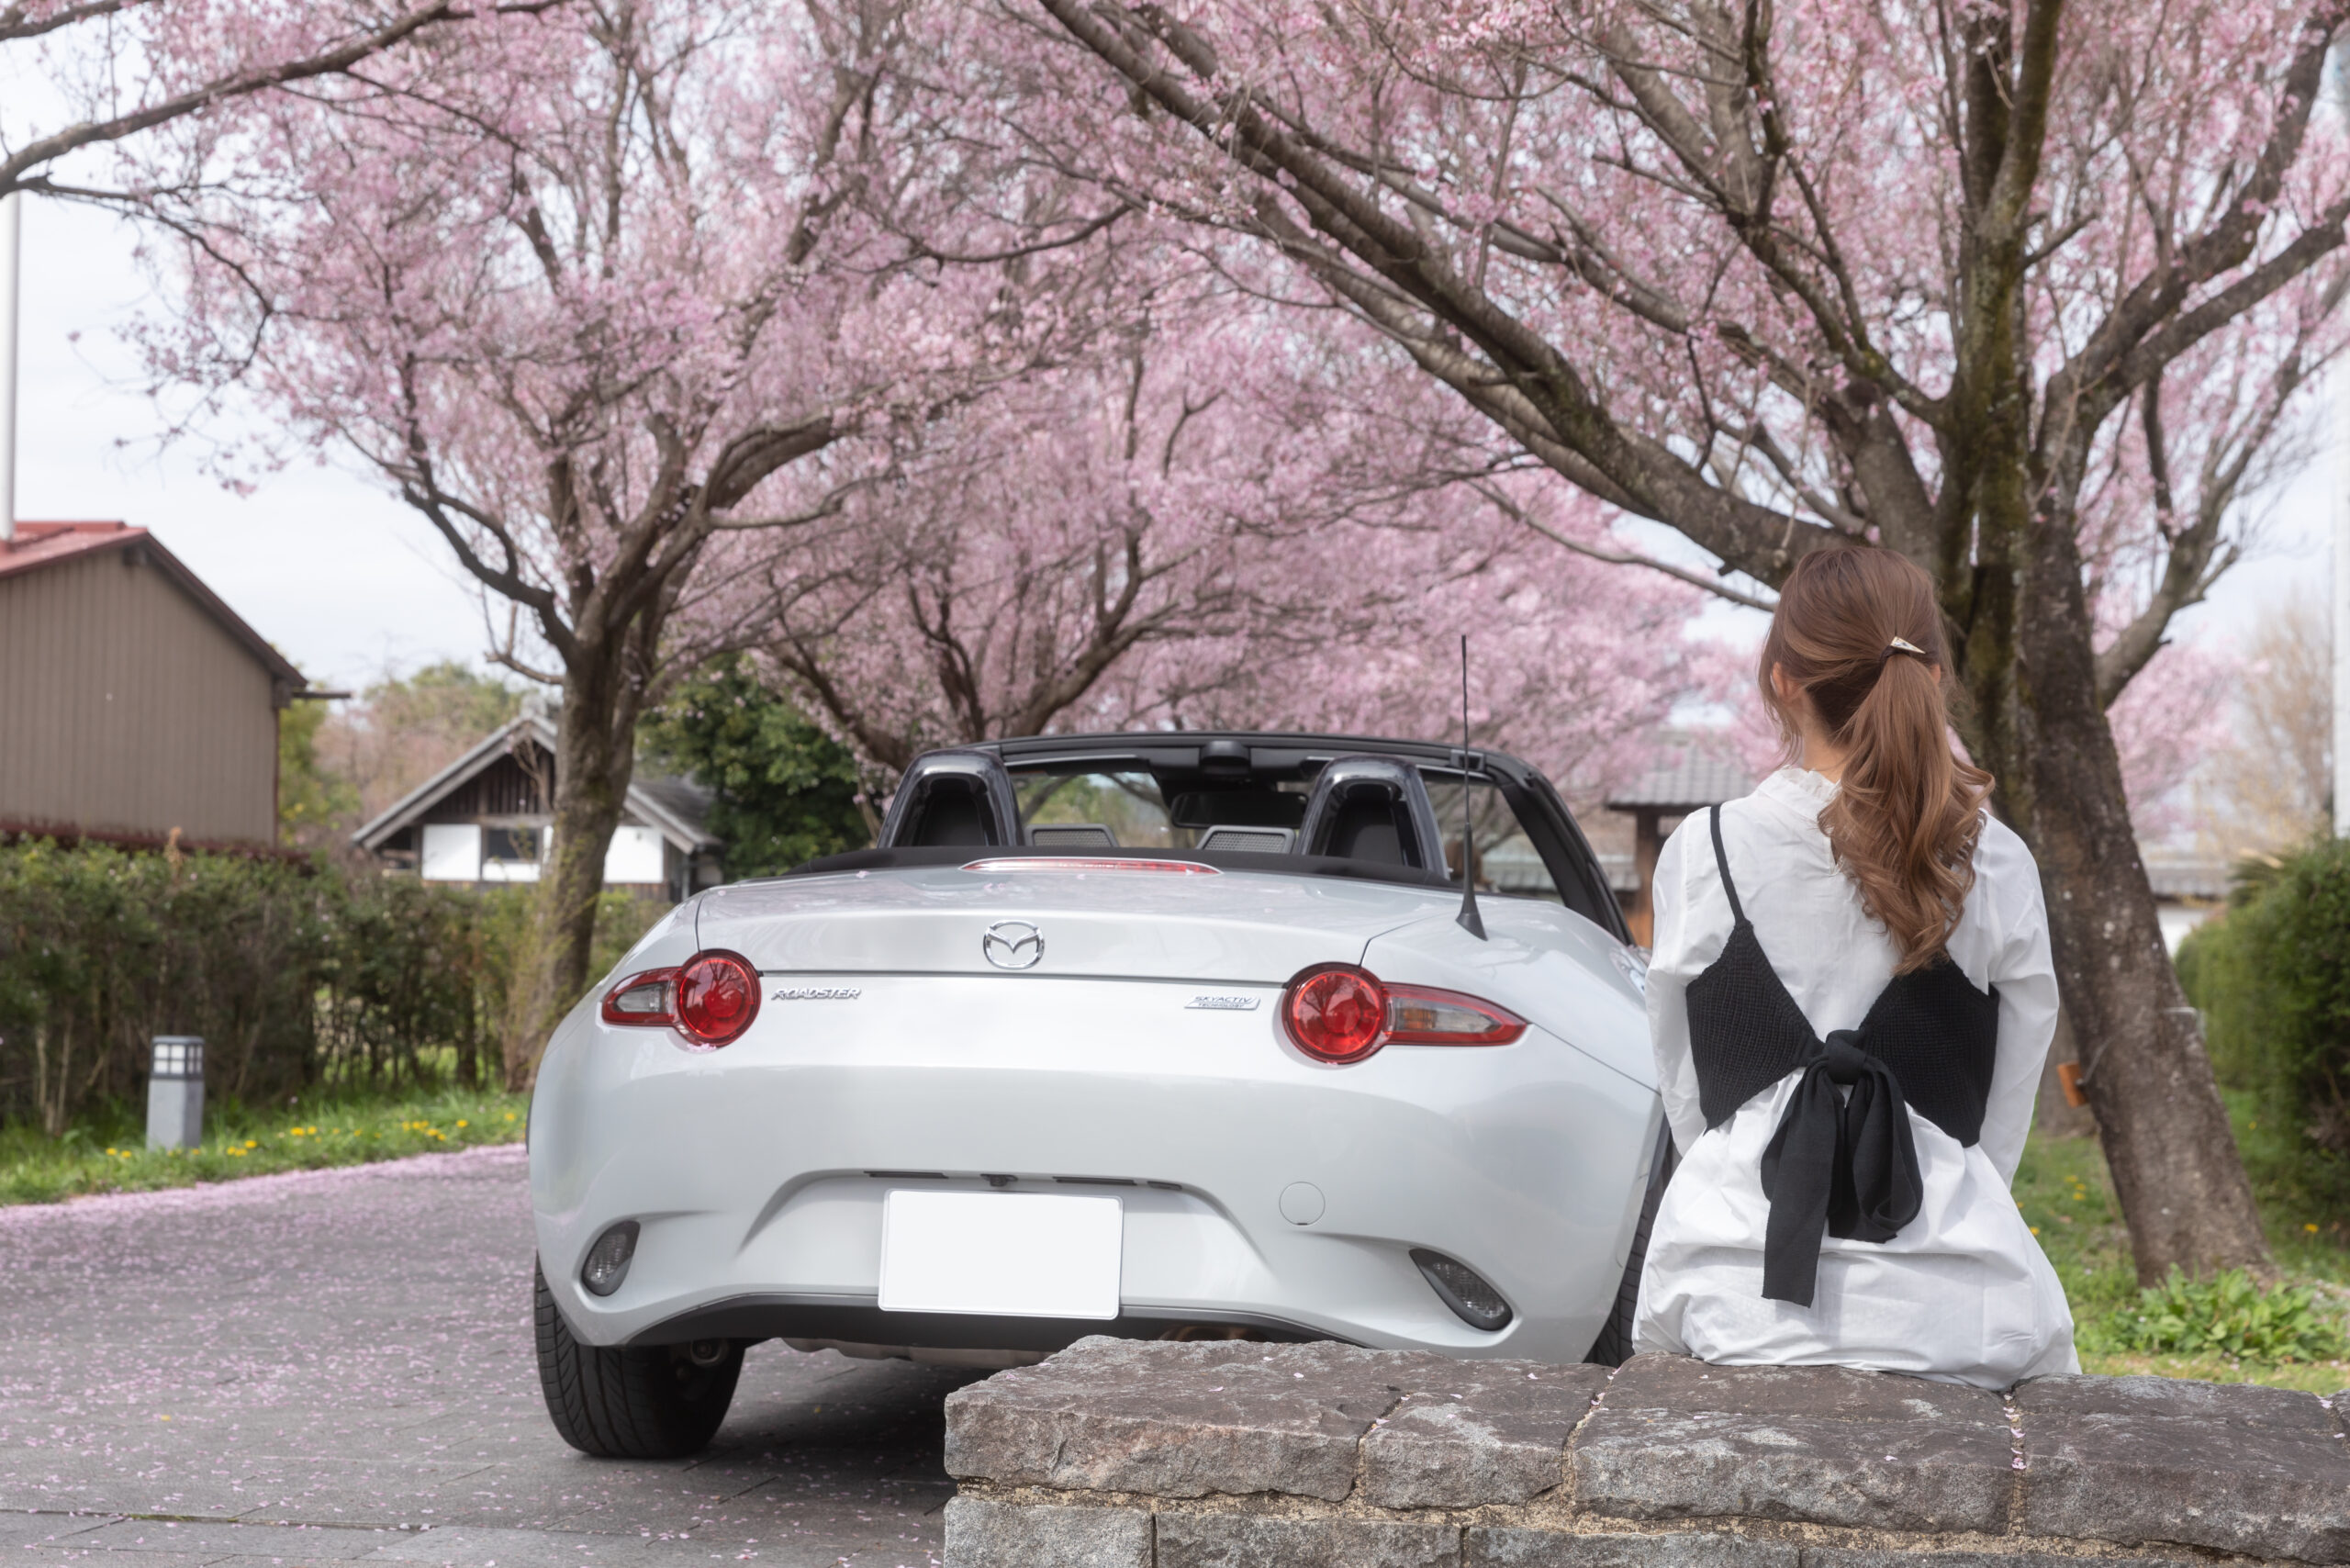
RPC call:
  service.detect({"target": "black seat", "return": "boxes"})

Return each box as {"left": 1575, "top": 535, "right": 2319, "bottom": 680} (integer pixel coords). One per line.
{"left": 1323, "top": 793, "right": 1410, "bottom": 864}
{"left": 905, "top": 779, "right": 994, "bottom": 846}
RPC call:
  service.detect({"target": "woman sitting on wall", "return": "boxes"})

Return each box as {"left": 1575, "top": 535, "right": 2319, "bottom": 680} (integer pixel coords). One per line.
{"left": 1635, "top": 544, "right": 2076, "bottom": 1390}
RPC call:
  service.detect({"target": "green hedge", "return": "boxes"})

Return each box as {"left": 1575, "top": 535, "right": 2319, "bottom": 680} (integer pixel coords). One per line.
{"left": 0, "top": 842, "right": 657, "bottom": 1134}
{"left": 2175, "top": 837, "right": 2350, "bottom": 1211}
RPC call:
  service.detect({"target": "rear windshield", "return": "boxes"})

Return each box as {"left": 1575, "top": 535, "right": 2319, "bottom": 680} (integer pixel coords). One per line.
{"left": 1013, "top": 767, "right": 1561, "bottom": 903}
{"left": 1014, "top": 769, "right": 1313, "bottom": 850}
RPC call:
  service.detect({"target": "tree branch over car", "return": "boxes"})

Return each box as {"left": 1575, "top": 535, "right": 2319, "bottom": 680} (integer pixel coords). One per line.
{"left": 0, "top": 1, "right": 571, "bottom": 202}
{"left": 1024, "top": 0, "right": 2350, "bottom": 1281}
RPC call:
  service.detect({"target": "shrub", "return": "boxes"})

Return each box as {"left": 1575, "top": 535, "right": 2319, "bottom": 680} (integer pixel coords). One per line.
{"left": 0, "top": 841, "right": 666, "bottom": 1131}
{"left": 2090, "top": 1268, "right": 2346, "bottom": 1362}
{"left": 0, "top": 843, "right": 330, "bottom": 1132}
{"left": 2175, "top": 836, "right": 2350, "bottom": 1210}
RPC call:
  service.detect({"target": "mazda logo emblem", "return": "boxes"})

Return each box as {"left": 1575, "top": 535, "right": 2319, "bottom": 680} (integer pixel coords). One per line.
{"left": 982, "top": 920, "right": 1045, "bottom": 970}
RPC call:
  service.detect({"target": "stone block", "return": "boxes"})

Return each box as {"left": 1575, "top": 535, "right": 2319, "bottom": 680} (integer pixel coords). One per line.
{"left": 942, "top": 1495, "right": 1152, "bottom": 1568}
{"left": 1157, "top": 1510, "right": 1460, "bottom": 1568}
{"left": 2015, "top": 1373, "right": 2350, "bottom": 1562}
{"left": 1467, "top": 1528, "right": 1801, "bottom": 1568}
{"left": 1571, "top": 1355, "right": 2014, "bottom": 1533}
{"left": 1802, "top": 1553, "right": 2205, "bottom": 1568}
{"left": 945, "top": 1337, "right": 1457, "bottom": 1502}
{"left": 1362, "top": 1361, "right": 1606, "bottom": 1507}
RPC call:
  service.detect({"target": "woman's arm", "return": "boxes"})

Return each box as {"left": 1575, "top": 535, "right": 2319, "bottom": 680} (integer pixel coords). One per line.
{"left": 1647, "top": 823, "right": 1707, "bottom": 1157}
{"left": 1975, "top": 821, "right": 2062, "bottom": 1184}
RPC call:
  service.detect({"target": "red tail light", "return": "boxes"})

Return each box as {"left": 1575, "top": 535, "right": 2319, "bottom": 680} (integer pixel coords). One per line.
{"left": 1283, "top": 966, "right": 1389, "bottom": 1063}
{"left": 601, "top": 951, "right": 761, "bottom": 1047}
{"left": 1281, "top": 964, "right": 1527, "bottom": 1064}
{"left": 676, "top": 950, "right": 759, "bottom": 1046}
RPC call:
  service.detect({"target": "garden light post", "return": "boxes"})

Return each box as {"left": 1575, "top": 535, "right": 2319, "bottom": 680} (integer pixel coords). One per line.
{"left": 147, "top": 1036, "right": 204, "bottom": 1150}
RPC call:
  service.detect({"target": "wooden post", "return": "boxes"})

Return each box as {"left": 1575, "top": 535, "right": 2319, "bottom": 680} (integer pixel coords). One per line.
{"left": 1628, "top": 807, "right": 1662, "bottom": 947}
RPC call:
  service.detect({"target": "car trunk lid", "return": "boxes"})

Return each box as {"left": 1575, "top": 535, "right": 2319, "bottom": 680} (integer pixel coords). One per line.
{"left": 695, "top": 863, "right": 1449, "bottom": 983}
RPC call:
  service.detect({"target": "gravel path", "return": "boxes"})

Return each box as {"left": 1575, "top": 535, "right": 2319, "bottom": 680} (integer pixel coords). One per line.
{"left": 0, "top": 1146, "right": 985, "bottom": 1567}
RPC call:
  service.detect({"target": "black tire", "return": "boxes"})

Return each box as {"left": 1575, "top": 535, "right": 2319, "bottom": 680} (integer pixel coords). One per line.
{"left": 533, "top": 1259, "right": 743, "bottom": 1458}
{"left": 1585, "top": 1126, "right": 1677, "bottom": 1366}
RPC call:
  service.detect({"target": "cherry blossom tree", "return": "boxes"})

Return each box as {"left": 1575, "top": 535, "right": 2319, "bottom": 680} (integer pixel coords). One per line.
{"left": 0, "top": 2, "right": 501, "bottom": 202}
{"left": 129, "top": 0, "right": 1122, "bottom": 1083}
{"left": 1016, "top": 0, "right": 2350, "bottom": 1279}
{"left": 725, "top": 281, "right": 1707, "bottom": 790}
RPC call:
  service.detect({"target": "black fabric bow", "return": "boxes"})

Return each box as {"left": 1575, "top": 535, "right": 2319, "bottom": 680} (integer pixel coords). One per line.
{"left": 1757, "top": 1029, "right": 1924, "bottom": 1306}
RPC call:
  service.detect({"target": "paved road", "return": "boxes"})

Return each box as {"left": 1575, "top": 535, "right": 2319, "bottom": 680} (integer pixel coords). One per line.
{"left": 0, "top": 1147, "right": 987, "bottom": 1568}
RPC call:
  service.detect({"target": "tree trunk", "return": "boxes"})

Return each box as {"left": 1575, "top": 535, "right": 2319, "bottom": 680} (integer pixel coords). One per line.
{"left": 1975, "top": 514, "right": 2271, "bottom": 1283}
{"left": 502, "top": 655, "right": 637, "bottom": 1090}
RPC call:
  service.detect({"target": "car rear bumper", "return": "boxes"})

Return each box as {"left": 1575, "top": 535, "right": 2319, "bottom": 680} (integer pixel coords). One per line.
{"left": 529, "top": 974, "right": 1660, "bottom": 1364}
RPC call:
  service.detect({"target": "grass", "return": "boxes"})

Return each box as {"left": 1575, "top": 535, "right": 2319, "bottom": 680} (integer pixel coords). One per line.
{"left": 0, "top": 1081, "right": 528, "bottom": 1206}
{"left": 2014, "top": 1103, "right": 2350, "bottom": 1393}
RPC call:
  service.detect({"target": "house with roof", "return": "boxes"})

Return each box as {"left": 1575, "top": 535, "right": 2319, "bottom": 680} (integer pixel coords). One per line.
{"left": 1606, "top": 751, "right": 1759, "bottom": 946}
{"left": 351, "top": 715, "right": 722, "bottom": 902}
{"left": 0, "top": 521, "right": 307, "bottom": 851}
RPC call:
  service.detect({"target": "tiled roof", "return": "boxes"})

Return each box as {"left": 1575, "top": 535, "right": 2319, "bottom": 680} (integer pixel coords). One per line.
{"left": 0, "top": 521, "right": 144, "bottom": 582}
{"left": 350, "top": 715, "right": 719, "bottom": 853}
{"left": 1605, "top": 754, "right": 1755, "bottom": 811}
{"left": 0, "top": 521, "right": 305, "bottom": 686}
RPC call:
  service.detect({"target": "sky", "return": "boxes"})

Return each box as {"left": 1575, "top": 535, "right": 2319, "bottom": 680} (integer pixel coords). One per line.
{"left": 11, "top": 196, "right": 493, "bottom": 694}
{"left": 8, "top": 194, "right": 2341, "bottom": 692}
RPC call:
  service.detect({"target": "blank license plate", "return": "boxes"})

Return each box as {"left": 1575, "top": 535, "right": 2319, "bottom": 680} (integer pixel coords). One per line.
{"left": 878, "top": 1190, "right": 1123, "bottom": 1319}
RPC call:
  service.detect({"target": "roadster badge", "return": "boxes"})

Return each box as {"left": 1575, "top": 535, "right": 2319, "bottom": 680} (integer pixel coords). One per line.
{"left": 981, "top": 920, "right": 1045, "bottom": 970}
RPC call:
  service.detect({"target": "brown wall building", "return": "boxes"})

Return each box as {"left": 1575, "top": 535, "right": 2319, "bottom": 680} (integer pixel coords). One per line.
{"left": 0, "top": 522, "right": 302, "bottom": 850}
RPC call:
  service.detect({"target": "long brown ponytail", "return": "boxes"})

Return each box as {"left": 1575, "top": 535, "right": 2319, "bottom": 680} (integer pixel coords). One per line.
{"left": 1759, "top": 546, "right": 1992, "bottom": 973}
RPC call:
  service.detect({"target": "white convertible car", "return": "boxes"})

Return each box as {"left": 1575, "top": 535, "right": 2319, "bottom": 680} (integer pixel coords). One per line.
{"left": 529, "top": 732, "right": 1668, "bottom": 1457}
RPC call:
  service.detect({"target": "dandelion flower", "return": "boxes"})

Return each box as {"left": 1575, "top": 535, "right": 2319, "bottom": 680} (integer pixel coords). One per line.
{"left": 456, "top": 1120, "right": 468, "bottom": 1128}
{"left": 2308, "top": 1223, "right": 2322, "bottom": 1233}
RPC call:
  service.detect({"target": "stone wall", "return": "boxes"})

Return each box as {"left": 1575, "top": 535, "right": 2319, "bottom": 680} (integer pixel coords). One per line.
{"left": 940, "top": 1338, "right": 2350, "bottom": 1568}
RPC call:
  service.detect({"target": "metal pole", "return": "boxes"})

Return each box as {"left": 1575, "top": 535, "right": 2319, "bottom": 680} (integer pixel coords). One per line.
{"left": 2337, "top": 392, "right": 2350, "bottom": 835}
{"left": 0, "top": 191, "right": 18, "bottom": 544}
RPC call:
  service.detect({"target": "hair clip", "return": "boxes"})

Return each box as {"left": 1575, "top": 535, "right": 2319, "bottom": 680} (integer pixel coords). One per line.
{"left": 1885, "top": 637, "right": 1928, "bottom": 658}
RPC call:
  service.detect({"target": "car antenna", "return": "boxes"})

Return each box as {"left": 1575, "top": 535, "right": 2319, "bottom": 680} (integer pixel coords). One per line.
{"left": 1456, "top": 634, "right": 1487, "bottom": 940}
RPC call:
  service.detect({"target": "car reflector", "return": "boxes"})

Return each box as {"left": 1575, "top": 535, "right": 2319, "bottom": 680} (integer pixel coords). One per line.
{"left": 1411, "top": 1248, "right": 1514, "bottom": 1331}
{"left": 581, "top": 1220, "right": 640, "bottom": 1297}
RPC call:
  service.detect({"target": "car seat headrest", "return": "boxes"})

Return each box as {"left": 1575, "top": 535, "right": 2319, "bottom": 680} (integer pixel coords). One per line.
{"left": 1297, "top": 756, "right": 1439, "bottom": 870}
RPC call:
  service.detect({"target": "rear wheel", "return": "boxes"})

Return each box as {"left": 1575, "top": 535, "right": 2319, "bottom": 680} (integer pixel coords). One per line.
{"left": 1585, "top": 1126, "right": 1676, "bottom": 1366}
{"left": 533, "top": 1260, "right": 743, "bottom": 1457}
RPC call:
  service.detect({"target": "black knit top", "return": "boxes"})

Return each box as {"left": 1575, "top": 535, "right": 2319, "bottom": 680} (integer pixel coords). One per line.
{"left": 1683, "top": 805, "right": 1999, "bottom": 1306}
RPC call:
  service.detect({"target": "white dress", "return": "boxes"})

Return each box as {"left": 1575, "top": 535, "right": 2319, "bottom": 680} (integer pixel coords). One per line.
{"left": 1631, "top": 767, "right": 2078, "bottom": 1390}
